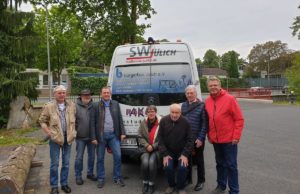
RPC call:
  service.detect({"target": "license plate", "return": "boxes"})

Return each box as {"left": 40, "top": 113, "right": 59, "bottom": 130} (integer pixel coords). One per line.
{"left": 121, "top": 138, "right": 137, "bottom": 146}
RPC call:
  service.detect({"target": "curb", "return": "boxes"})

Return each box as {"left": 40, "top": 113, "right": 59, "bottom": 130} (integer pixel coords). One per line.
{"left": 237, "top": 98, "right": 273, "bottom": 103}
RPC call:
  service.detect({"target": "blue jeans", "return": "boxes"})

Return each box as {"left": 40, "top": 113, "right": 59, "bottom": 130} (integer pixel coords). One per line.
{"left": 96, "top": 131, "right": 122, "bottom": 181}
{"left": 163, "top": 155, "right": 188, "bottom": 190}
{"left": 74, "top": 139, "right": 96, "bottom": 178}
{"left": 213, "top": 143, "right": 239, "bottom": 194}
{"left": 49, "top": 140, "right": 72, "bottom": 188}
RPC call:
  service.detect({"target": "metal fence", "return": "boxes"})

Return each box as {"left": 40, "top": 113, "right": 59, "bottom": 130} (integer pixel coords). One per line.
{"left": 245, "top": 78, "right": 288, "bottom": 89}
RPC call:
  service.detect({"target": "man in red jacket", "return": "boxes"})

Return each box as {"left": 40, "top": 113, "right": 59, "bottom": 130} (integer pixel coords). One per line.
{"left": 205, "top": 76, "right": 244, "bottom": 194}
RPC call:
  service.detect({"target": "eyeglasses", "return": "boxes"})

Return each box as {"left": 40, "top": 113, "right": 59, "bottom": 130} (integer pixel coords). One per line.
{"left": 147, "top": 110, "right": 156, "bottom": 113}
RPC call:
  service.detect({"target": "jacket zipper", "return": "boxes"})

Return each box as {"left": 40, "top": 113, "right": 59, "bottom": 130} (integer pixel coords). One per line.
{"left": 213, "top": 100, "right": 218, "bottom": 142}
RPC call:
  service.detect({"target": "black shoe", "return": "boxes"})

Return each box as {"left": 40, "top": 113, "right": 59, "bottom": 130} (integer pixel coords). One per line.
{"left": 142, "top": 183, "right": 148, "bottom": 194}
{"left": 51, "top": 187, "right": 59, "bottom": 194}
{"left": 76, "top": 177, "right": 84, "bottom": 185}
{"left": 114, "top": 178, "right": 125, "bottom": 187}
{"left": 97, "top": 180, "right": 105, "bottom": 188}
{"left": 61, "top": 185, "right": 71, "bottom": 193}
{"left": 87, "top": 174, "right": 97, "bottom": 181}
{"left": 141, "top": 183, "right": 148, "bottom": 194}
{"left": 148, "top": 184, "right": 155, "bottom": 194}
{"left": 194, "top": 182, "right": 204, "bottom": 191}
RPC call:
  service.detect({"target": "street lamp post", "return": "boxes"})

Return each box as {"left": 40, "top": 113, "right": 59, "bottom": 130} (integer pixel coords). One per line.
{"left": 45, "top": 3, "right": 52, "bottom": 101}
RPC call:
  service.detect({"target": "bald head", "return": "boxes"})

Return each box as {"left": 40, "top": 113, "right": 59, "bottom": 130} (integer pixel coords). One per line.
{"left": 170, "top": 103, "right": 181, "bottom": 121}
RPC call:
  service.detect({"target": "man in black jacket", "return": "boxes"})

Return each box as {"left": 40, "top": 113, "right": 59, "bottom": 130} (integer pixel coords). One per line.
{"left": 74, "top": 89, "right": 97, "bottom": 185}
{"left": 90, "top": 86, "right": 126, "bottom": 189}
{"left": 158, "top": 104, "right": 193, "bottom": 194}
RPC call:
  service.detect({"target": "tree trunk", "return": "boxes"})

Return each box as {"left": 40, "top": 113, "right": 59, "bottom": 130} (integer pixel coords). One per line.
{"left": 0, "top": 144, "right": 36, "bottom": 194}
{"left": 130, "top": 0, "right": 137, "bottom": 43}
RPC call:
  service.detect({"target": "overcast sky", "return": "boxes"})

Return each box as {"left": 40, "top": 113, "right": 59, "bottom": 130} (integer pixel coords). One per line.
{"left": 143, "top": 0, "right": 300, "bottom": 59}
{"left": 21, "top": 0, "right": 300, "bottom": 60}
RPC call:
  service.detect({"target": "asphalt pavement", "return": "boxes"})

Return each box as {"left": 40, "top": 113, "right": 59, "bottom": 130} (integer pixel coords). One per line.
{"left": 6, "top": 100, "right": 300, "bottom": 194}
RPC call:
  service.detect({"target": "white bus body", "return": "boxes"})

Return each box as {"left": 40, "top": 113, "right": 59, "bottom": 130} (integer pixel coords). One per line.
{"left": 108, "top": 42, "right": 201, "bottom": 160}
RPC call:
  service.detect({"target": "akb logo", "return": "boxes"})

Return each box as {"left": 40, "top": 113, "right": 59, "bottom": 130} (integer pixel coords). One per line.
{"left": 127, "top": 45, "right": 176, "bottom": 60}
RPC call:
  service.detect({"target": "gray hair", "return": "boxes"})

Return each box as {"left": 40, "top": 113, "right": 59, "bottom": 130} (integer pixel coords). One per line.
{"left": 170, "top": 103, "right": 181, "bottom": 112}
{"left": 185, "top": 85, "right": 197, "bottom": 94}
{"left": 207, "top": 76, "right": 221, "bottom": 86}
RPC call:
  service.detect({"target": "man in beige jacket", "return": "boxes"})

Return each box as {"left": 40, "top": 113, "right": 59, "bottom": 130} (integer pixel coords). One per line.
{"left": 39, "top": 85, "right": 76, "bottom": 194}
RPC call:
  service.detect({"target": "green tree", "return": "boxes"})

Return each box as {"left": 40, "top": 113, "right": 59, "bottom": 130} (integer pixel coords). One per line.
{"left": 202, "top": 49, "right": 220, "bottom": 68}
{"left": 221, "top": 51, "right": 240, "bottom": 78}
{"left": 291, "top": 5, "right": 300, "bottom": 40}
{"left": 33, "top": 5, "right": 84, "bottom": 84}
{"left": 195, "top": 58, "right": 202, "bottom": 65}
{"left": 0, "top": 7, "right": 39, "bottom": 127}
{"left": 285, "top": 52, "right": 300, "bottom": 97}
{"left": 248, "top": 40, "right": 291, "bottom": 78}
{"left": 61, "top": 0, "right": 156, "bottom": 64}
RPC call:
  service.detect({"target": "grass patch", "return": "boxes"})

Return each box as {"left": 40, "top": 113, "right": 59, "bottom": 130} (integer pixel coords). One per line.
{"left": 0, "top": 128, "right": 44, "bottom": 146}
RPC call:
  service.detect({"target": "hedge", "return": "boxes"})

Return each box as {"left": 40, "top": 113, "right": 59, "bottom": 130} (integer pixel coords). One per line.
{"left": 67, "top": 66, "right": 107, "bottom": 95}
{"left": 200, "top": 77, "right": 250, "bottom": 93}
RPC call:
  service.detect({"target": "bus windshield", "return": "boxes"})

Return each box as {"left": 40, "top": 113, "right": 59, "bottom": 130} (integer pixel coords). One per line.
{"left": 111, "top": 63, "right": 192, "bottom": 106}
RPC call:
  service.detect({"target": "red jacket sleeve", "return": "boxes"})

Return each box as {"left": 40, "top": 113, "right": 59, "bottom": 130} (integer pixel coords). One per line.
{"left": 231, "top": 98, "right": 244, "bottom": 140}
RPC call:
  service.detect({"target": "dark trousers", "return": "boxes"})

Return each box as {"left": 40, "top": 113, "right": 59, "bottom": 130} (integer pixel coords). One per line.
{"left": 164, "top": 155, "right": 188, "bottom": 190}
{"left": 140, "top": 151, "right": 160, "bottom": 184}
{"left": 213, "top": 143, "right": 239, "bottom": 194}
{"left": 194, "top": 142, "right": 205, "bottom": 183}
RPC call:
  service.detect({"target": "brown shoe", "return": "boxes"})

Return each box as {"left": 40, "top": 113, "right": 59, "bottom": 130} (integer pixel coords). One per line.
{"left": 165, "top": 186, "right": 175, "bottom": 194}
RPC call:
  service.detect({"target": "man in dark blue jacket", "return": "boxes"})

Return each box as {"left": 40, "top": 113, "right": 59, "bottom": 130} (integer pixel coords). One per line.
{"left": 90, "top": 86, "right": 126, "bottom": 189}
{"left": 181, "top": 85, "right": 208, "bottom": 191}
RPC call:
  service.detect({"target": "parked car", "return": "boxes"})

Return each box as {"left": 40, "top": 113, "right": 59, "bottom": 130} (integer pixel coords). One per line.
{"left": 248, "top": 87, "right": 271, "bottom": 96}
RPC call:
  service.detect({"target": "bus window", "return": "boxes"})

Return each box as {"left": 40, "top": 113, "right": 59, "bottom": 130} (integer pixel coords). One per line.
{"left": 111, "top": 63, "right": 192, "bottom": 106}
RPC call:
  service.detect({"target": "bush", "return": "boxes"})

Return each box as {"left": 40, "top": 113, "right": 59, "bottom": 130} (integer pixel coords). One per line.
{"left": 70, "top": 76, "right": 108, "bottom": 95}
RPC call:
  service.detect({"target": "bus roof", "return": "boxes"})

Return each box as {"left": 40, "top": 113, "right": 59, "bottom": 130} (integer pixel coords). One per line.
{"left": 111, "top": 42, "right": 195, "bottom": 66}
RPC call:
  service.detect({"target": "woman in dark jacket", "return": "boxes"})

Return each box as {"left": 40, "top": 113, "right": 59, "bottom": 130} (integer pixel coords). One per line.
{"left": 138, "top": 105, "right": 161, "bottom": 194}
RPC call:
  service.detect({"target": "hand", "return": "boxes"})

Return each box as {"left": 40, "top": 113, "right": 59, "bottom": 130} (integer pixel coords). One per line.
{"left": 195, "top": 139, "right": 203, "bottom": 148}
{"left": 179, "top": 155, "right": 189, "bottom": 167}
{"left": 121, "top": 135, "right": 126, "bottom": 141}
{"left": 232, "top": 139, "right": 239, "bottom": 145}
{"left": 146, "top": 145, "right": 153, "bottom": 152}
{"left": 163, "top": 155, "right": 172, "bottom": 167}
{"left": 91, "top": 140, "right": 98, "bottom": 145}
{"left": 43, "top": 127, "right": 51, "bottom": 137}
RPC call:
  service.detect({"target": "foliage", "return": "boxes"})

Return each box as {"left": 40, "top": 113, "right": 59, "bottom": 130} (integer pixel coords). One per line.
{"left": 200, "top": 77, "right": 249, "bottom": 93}
{"left": 195, "top": 58, "right": 202, "bottom": 65}
{"left": 220, "top": 51, "right": 241, "bottom": 78}
{"left": 77, "top": 39, "right": 105, "bottom": 68}
{"left": 60, "top": 0, "right": 156, "bottom": 64}
{"left": 202, "top": 49, "right": 220, "bottom": 68}
{"left": 0, "top": 8, "right": 39, "bottom": 128}
{"left": 33, "top": 5, "right": 84, "bottom": 84}
{"left": 67, "top": 66, "right": 103, "bottom": 75}
{"left": 291, "top": 5, "right": 300, "bottom": 40}
{"left": 67, "top": 66, "right": 107, "bottom": 95}
{"left": 200, "top": 77, "right": 208, "bottom": 92}
{"left": 285, "top": 52, "right": 300, "bottom": 99}
{"left": 247, "top": 40, "right": 292, "bottom": 77}
{"left": 69, "top": 76, "right": 108, "bottom": 95}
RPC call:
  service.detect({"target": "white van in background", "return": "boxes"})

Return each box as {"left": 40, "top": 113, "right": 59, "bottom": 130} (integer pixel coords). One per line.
{"left": 108, "top": 40, "right": 201, "bottom": 160}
